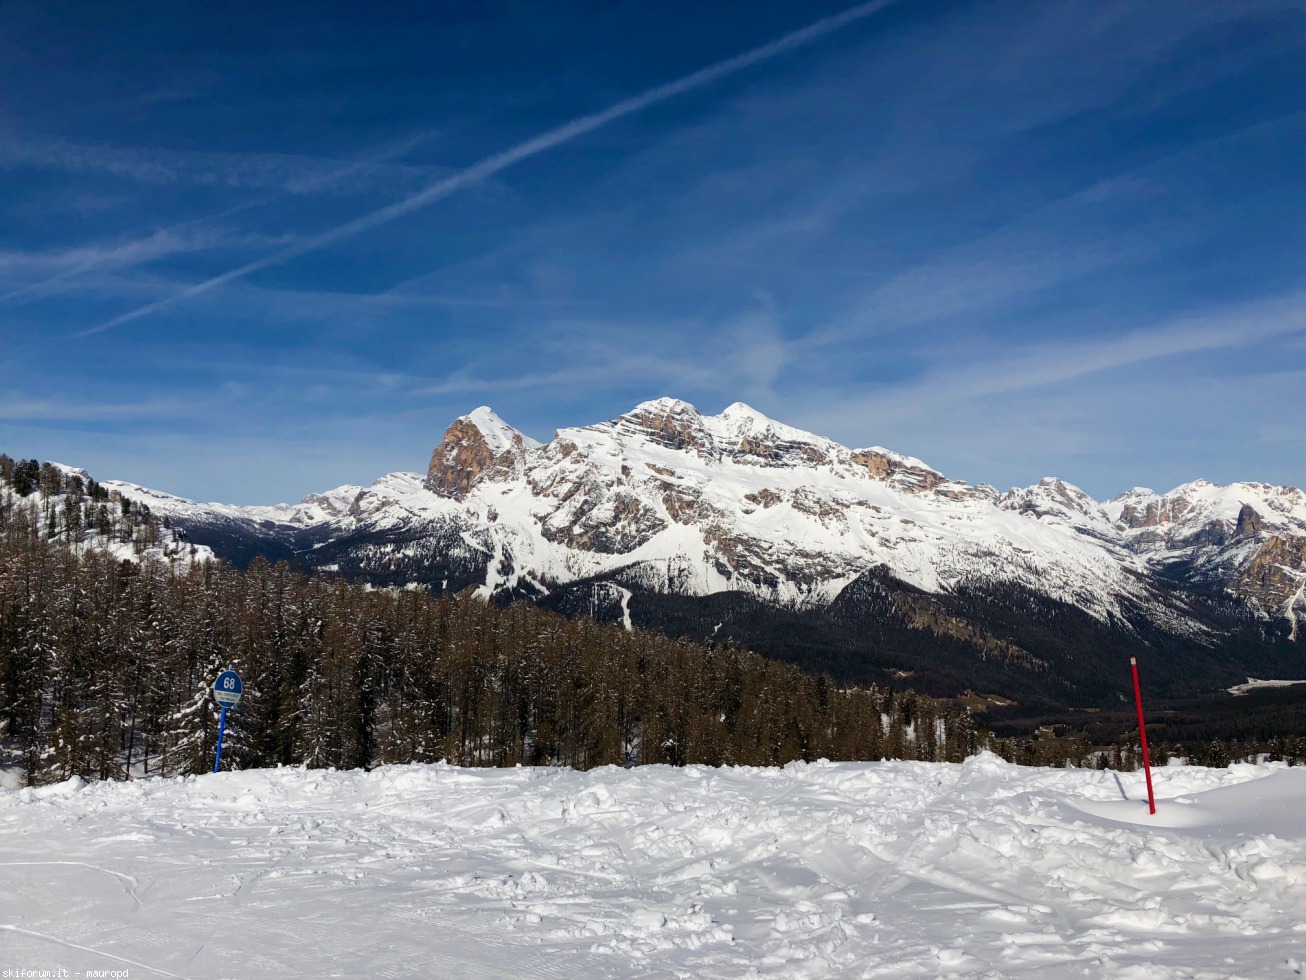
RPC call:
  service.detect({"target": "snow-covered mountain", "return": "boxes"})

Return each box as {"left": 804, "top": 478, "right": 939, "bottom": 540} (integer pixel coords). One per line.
{"left": 102, "top": 398, "right": 1306, "bottom": 702}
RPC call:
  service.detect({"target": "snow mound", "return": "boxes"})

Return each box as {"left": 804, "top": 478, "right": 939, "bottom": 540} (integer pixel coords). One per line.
{"left": 3, "top": 758, "right": 1304, "bottom": 977}
{"left": 1229, "top": 677, "right": 1306, "bottom": 696}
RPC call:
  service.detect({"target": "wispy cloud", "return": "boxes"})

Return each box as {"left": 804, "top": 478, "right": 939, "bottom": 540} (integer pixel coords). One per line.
{"left": 802, "top": 185, "right": 1160, "bottom": 348}
{"left": 785, "top": 111, "right": 1306, "bottom": 355}
{"left": 6, "top": 0, "right": 1300, "bottom": 504}
{"left": 0, "top": 394, "right": 208, "bottom": 423}
{"left": 76, "top": 0, "right": 901, "bottom": 338}
{"left": 793, "top": 289, "right": 1306, "bottom": 437}
{"left": 0, "top": 130, "right": 439, "bottom": 306}
{"left": 0, "top": 135, "right": 443, "bottom": 197}
{"left": 916, "top": 291, "right": 1306, "bottom": 403}
{"left": 0, "top": 228, "right": 296, "bottom": 304}
{"left": 405, "top": 305, "right": 791, "bottom": 411}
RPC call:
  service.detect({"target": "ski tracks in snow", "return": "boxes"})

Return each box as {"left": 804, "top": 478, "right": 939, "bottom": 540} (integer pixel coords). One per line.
{"left": 2, "top": 758, "right": 1306, "bottom": 977}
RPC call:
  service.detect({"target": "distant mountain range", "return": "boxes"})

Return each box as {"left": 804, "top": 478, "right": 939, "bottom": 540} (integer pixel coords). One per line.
{"left": 102, "top": 398, "right": 1306, "bottom": 708}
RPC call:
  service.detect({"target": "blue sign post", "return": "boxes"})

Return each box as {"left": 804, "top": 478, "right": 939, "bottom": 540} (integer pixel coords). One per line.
{"left": 213, "top": 669, "right": 243, "bottom": 773}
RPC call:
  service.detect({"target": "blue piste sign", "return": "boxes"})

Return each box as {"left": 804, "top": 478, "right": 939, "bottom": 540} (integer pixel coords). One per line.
{"left": 212, "top": 669, "right": 242, "bottom": 773}
{"left": 214, "top": 669, "right": 243, "bottom": 708}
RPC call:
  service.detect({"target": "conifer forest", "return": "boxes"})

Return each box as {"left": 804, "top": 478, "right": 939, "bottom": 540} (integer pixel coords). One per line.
{"left": 5, "top": 454, "right": 1298, "bottom": 787}
{"left": 0, "top": 456, "right": 984, "bottom": 785}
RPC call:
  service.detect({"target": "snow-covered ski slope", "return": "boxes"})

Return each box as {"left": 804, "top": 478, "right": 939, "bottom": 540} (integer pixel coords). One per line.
{"left": 3, "top": 756, "right": 1305, "bottom": 978}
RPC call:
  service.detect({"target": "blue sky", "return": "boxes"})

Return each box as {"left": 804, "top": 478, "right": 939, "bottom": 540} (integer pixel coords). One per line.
{"left": 2, "top": 0, "right": 1304, "bottom": 504}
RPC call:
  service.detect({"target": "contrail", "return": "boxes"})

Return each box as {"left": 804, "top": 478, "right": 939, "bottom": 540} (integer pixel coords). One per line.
{"left": 4, "top": 130, "right": 437, "bottom": 306}
{"left": 79, "top": 0, "right": 897, "bottom": 338}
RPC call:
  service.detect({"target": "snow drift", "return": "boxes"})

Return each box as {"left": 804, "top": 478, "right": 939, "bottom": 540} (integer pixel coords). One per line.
{"left": 3, "top": 756, "right": 1305, "bottom": 977}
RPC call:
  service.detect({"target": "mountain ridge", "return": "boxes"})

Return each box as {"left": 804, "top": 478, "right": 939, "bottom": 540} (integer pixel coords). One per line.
{"left": 91, "top": 398, "right": 1306, "bottom": 705}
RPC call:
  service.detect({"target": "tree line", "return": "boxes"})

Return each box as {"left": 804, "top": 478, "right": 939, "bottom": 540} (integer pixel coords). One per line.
{"left": 0, "top": 455, "right": 188, "bottom": 557}
{"left": 0, "top": 459, "right": 985, "bottom": 785}
{"left": 988, "top": 732, "right": 1306, "bottom": 770}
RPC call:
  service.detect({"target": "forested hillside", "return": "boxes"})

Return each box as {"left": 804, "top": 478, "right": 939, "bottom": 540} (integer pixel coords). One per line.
{"left": 0, "top": 454, "right": 184, "bottom": 557}
{"left": 0, "top": 457, "right": 983, "bottom": 785}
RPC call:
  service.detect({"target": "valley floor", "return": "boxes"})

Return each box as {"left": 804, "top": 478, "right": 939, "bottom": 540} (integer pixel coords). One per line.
{"left": 1, "top": 757, "right": 1304, "bottom": 978}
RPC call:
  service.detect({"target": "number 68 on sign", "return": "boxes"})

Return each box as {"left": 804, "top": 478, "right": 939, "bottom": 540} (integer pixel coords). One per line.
{"left": 214, "top": 669, "right": 242, "bottom": 707}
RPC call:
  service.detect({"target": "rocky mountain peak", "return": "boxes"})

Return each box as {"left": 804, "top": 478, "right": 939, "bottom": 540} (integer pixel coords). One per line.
{"left": 425, "top": 407, "right": 538, "bottom": 499}
{"left": 465, "top": 406, "right": 540, "bottom": 453}
{"left": 1236, "top": 502, "right": 1264, "bottom": 539}
{"left": 611, "top": 398, "right": 713, "bottom": 454}
{"left": 709, "top": 404, "right": 836, "bottom": 468}
{"left": 632, "top": 396, "right": 699, "bottom": 415}
{"left": 713, "top": 401, "right": 776, "bottom": 439}
{"left": 1001, "top": 478, "right": 1102, "bottom": 518}
{"left": 719, "top": 400, "right": 768, "bottom": 420}
{"left": 849, "top": 447, "right": 949, "bottom": 494}
{"left": 102, "top": 396, "right": 1306, "bottom": 663}
{"left": 994, "top": 478, "right": 1116, "bottom": 544}
{"left": 1109, "top": 488, "right": 1168, "bottom": 529}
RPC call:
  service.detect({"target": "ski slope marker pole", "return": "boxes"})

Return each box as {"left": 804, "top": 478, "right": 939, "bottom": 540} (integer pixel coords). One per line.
{"left": 212, "top": 669, "right": 243, "bottom": 774}
{"left": 1130, "top": 656, "right": 1156, "bottom": 815}
{"left": 213, "top": 706, "right": 228, "bottom": 773}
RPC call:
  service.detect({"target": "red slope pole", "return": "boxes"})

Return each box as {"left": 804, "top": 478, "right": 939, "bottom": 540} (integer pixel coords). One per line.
{"left": 1130, "top": 656, "right": 1156, "bottom": 815}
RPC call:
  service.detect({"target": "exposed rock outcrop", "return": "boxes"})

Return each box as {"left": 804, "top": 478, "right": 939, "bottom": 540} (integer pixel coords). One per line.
{"left": 1235, "top": 534, "right": 1306, "bottom": 611}
{"left": 425, "top": 407, "right": 538, "bottom": 499}
{"left": 851, "top": 449, "right": 944, "bottom": 491}
{"left": 1236, "top": 503, "right": 1264, "bottom": 539}
{"left": 111, "top": 397, "right": 1306, "bottom": 659}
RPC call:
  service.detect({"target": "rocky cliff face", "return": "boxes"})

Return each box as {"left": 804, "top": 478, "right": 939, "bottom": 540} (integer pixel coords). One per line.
{"left": 461, "top": 397, "right": 1108, "bottom": 612}
{"left": 101, "top": 397, "right": 1306, "bottom": 702}
{"left": 1097, "top": 481, "right": 1306, "bottom": 621}
{"left": 1234, "top": 535, "right": 1306, "bottom": 639}
{"left": 425, "top": 406, "right": 540, "bottom": 499}
{"left": 112, "top": 400, "right": 1306, "bottom": 632}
